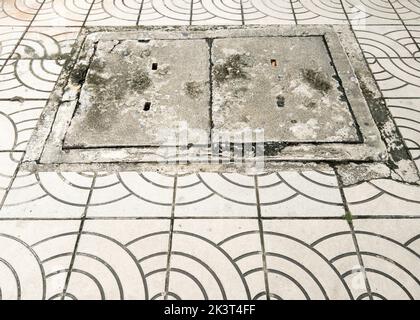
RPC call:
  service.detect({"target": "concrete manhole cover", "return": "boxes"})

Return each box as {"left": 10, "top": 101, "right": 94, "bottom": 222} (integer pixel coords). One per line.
{"left": 212, "top": 36, "right": 359, "bottom": 143}
{"left": 64, "top": 39, "right": 211, "bottom": 148}
{"left": 24, "top": 25, "right": 419, "bottom": 184}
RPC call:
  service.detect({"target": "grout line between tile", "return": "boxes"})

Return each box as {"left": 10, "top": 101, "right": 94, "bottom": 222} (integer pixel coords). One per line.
{"left": 0, "top": 0, "right": 47, "bottom": 73}
{"left": 254, "top": 175, "right": 271, "bottom": 300}
{"left": 137, "top": 0, "right": 145, "bottom": 26}
{"left": 163, "top": 174, "right": 177, "bottom": 300}
{"left": 240, "top": 0, "right": 245, "bottom": 25}
{"left": 82, "top": 0, "right": 98, "bottom": 27}
{"left": 387, "top": 0, "right": 420, "bottom": 53}
{"left": 0, "top": 152, "right": 23, "bottom": 211}
{"left": 372, "top": 57, "right": 419, "bottom": 60}
{"left": 189, "top": 0, "right": 194, "bottom": 26}
{"left": 290, "top": 0, "right": 298, "bottom": 25}
{"left": 60, "top": 173, "right": 96, "bottom": 300}
{"left": 334, "top": 167, "right": 373, "bottom": 300}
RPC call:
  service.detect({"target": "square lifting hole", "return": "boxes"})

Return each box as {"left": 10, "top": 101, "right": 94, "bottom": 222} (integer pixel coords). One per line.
{"left": 144, "top": 101, "right": 151, "bottom": 111}
{"left": 152, "top": 63, "right": 158, "bottom": 70}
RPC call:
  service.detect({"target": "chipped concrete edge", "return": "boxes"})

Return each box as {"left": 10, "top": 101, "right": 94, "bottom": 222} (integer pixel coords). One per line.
{"left": 23, "top": 27, "right": 90, "bottom": 163}
{"left": 333, "top": 25, "right": 420, "bottom": 186}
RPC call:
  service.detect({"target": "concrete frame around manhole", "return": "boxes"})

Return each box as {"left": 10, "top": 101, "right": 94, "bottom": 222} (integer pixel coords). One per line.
{"left": 23, "top": 25, "right": 420, "bottom": 185}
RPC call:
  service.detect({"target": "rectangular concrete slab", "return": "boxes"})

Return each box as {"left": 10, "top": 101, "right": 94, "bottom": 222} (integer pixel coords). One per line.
{"left": 64, "top": 39, "right": 211, "bottom": 148}
{"left": 24, "top": 25, "right": 414, "bottom": 182}
{"left": 211, "top": 36, "right": 359, "bottom": 143}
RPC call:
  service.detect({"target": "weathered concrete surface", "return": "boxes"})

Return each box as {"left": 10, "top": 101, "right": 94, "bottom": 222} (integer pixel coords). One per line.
{"left": 64, "top": 39, "right": 210, "bottom": 148}
{"left": 22, "top": 25, "right": 419, "bottom": 185}
{"left": 211, "top": 36, "right": 359, "bottom": 143}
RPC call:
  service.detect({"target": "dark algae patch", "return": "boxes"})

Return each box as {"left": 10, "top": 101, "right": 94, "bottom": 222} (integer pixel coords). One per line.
{"left": 344, "top": 211, "right": 353, "bottom": 224}
{"left": 358, "top": 77, "right": 411, "bottom": 167}
{"left": 70, "top": 64, "right": 89, "bottom": 85}
{"left": 358, "top": 80, "right": 387, "bottom": 124}
{"left": 213, "top": 54, "right": 249, "bottom": 83}
{"left": 301, "top": 68, "right": 332, "bottom": 93}
{"left": 185, "top": 81, "right": 203, "bottom": 98}
{"left": 264, "top": 142, "right": 288, "bottom": 156}
{"left": 130, "top": 70, "right": 152, "bottom": 92}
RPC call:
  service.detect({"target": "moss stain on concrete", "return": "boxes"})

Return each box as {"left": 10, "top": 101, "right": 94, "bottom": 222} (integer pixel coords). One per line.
{"left": 185, "top": 81, "right": 203, "bottom": 98}
{"left": 130, "top": 70, "right": 152, "bottom": 92}
{"left": 301, "top": 68, "right": 332, "bottom": 93}
{"left": 213, "top": 54, "right": 249, "bottom": 83}
{"left": 358, "top": 77, "right": 411, "bottom": 166}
